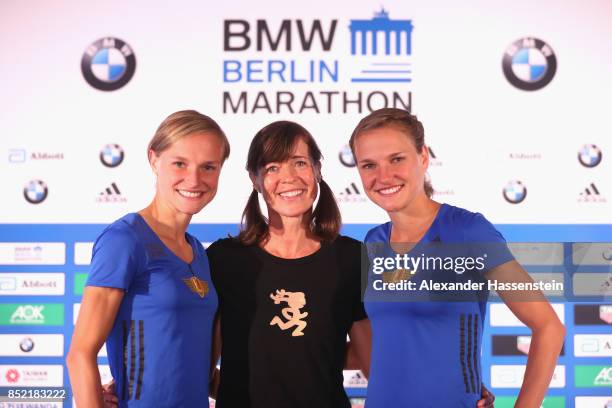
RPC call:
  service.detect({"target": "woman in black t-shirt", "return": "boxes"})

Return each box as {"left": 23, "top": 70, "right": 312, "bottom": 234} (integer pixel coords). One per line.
{"left": 207, "top": 121, "right": 371, "bottom": 408}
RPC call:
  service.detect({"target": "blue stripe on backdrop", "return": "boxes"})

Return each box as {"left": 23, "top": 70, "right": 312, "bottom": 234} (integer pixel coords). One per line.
{"left": 1, "top": 223, "right": 611, "bottom": 407}
{"left": 2, "top": 223, "right": 612, "bottom": 242}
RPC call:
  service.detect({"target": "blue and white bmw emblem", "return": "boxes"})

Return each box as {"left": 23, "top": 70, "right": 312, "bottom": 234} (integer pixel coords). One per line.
{"left": 339, "top": 145, "right": 356, "bottom": 167}
{"left": 578, "top": 144, "right": 602, "bottom": 168}
{"left": 100, "top": 144, "right": 125, "bottom": 168}
{"left": 23, "top": 180, "right": 48, "bottom": 204}
{"left": 81, "top": 37, "right": 136, "bottom": 91}
{"left": 503, "top": 180, "right": 527, "bottom": 204}
{"left": 19, "top": 337, "right": 34, "bottom": 353}
{"left": 502, "top": 38, "right": 556, "bottom": 91}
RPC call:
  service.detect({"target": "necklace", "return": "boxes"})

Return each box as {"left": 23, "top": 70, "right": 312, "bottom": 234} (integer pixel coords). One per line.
{"left": 182, "top": 264, "right": 209, "bottom": 299}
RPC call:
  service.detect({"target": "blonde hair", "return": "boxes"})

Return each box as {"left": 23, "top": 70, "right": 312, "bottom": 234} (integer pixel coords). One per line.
{"left": 148, "top": 110, "right": 230, "bottom": 160}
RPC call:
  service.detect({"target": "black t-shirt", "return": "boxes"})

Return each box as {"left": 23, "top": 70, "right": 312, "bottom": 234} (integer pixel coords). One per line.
{"left": 207, "top": 236, "right": 367, "bottom": 408}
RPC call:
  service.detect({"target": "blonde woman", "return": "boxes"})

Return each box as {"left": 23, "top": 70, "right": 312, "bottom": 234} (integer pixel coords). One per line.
{"left": 67, "top": 110, "right": 230, "bottom": 407}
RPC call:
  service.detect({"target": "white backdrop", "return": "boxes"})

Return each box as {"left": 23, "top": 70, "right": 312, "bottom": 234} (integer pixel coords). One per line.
{"left": 1, "top": 0, "right": 610, "bottom": 224}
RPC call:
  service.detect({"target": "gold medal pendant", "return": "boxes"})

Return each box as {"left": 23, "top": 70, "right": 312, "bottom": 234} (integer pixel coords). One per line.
{"left": 382, "top": 268, "right": 417, "bottom": 284}
{"left": 182, "top": 276, "right": 209, "bottom": 298}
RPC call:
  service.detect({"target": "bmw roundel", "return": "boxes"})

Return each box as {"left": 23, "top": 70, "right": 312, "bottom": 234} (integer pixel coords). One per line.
{"left": 503, "top": 180, "right": 527, "bottom": 204}
{"left": 578, "top": 144, "right": 602, "bottom": 168}
{"left": 100, "top": 143, "right": 125, "bottom": 168}
{"left": 23, "top": 180, "right": 48, "bottom": 204}
{"left": 502, "top": 37, "right": 556, "bottom": 91}
{"left": 19, "top": 337, "right": 35, "bottom": 353}
{"left": 81, "top": 37, "right": 136, "bottom": 91}
{"left": 339, "top": 145, "right": 356, "bottom": 167}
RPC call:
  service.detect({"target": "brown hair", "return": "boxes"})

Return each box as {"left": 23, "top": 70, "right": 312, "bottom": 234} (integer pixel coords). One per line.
{"left": 148, "top": 110, "right": 230, "bottom": 161}
{"left": 237, "top": 121, "right": 341, "bottom": 245}
{"left": 349, "top": 108, "right": 433, "bottom": 197}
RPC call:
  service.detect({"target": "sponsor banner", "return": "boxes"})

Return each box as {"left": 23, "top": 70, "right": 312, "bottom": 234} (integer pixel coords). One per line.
{"left": 0, "top": 273, "right": 65, "bottom": 296}
{"left": 342, "top": 370, "right": 368, "bottom": 388}
{"left": 0, "top": 243, "right": 65, "bottom": 265}
{"left": 98, "top": 365, "right": 112, "bottom": 384}
{"left": 495, "top": 396, "right": 565, "bottom": 408}
{"left": 0, "top": 402, "right": 64, "bottom": 408}
{"left": 0, "top": 403, "right": 63, "bottom": 408}
{"left": 574, "top": 334, "right": 612, "bottom": 357}
{"left": 74, "top": 273, "right": 87, "bottom": 295}
{"left": 0, "top": 365, "right": 63, "bottom": 387}
{"left": 507, "top": 243, "right": 564, "bottom": 266}
{"left": 573, "top": 273, "right": 612, "bottom": 297}
{"left": 575, "top": 365, "right": 612, "bottom": 387}
{"left": 349, "top": 398, "right": 366, "bottom": 408}
{"left": 74, "top": 242, "right": 94, "bottom": 265}
{"left": 575, "top": 396, "right": 612, "bottom": 407}
{"left": 492, "top": 335, "right": 564, "bottom": 356}
{"left": 575, "top": 304, "right": 612, "bottom": 325}
{"left": 0, "top": 334, "right": 64, "bottom": 357}
{"left": 0, "top": 304, "right": 64, "bottom": 326}
{"left": 573, "top": 243, "right": 612, "bottom": 266}
{"left": 489, "top": 303, "right": 564, "bottom": 327}
{"left": 491, "top": 365, "right": 565, "bottom": 388}
{"left": 73, "top": 303, "right": 80, "bottom": 325}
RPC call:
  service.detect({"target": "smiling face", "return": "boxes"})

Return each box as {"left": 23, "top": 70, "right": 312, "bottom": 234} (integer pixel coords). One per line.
{"left": 150, "top": 132, "right": 225, "bottom": 216}
{"left": 252, "top": 138, "right": 319, "bottom": 220}
{"left": 353, "top": 126, "right": 429, "bottom": 213}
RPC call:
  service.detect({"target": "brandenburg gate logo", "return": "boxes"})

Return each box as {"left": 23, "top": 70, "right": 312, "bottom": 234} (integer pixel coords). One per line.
{"left": 348, "top": 8, "right": 413, "bottom": 83}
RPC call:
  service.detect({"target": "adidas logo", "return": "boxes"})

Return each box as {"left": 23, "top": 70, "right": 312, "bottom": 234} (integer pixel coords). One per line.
{"left": 337, "top": 182, "right": 366, "bottom": 203}
{"left": 578, "top": 183, "right": 606, "bottom": 203}
{"left": 340, "top": 182, "right": 361, "bottom": 196}
{"left": 96, "top": 182, "right": 127, "bottom": 203}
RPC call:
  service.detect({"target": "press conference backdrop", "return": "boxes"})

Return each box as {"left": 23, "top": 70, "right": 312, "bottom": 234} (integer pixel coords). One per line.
{"left": 1, "top": 0, "right": 611, "bottom": 406}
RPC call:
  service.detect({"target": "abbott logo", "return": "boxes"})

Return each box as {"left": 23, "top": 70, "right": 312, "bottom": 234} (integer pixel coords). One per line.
{"left": 10, "top": 305, "right": 45, "bottom": 324}
{"left": 0, "top": 277, "right": 16, "bottom": 291}
{"left": 575, "top": 335, "right": 612, "bottom": 357}
{"left": 8, "top": 149, "right": 26, "bottom": 163}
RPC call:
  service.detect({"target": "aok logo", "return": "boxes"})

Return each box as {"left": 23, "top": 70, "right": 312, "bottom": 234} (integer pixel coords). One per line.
{"left": 595, "top": 367, "right": 612, "bottom": 386}
{"left": 10, "top": 305, "right": 45, "bottom": 324}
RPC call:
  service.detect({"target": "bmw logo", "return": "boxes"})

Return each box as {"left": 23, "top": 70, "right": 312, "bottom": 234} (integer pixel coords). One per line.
{"left": 19, "top": 337, "right": 34, "bottom": 353}
{"left": 23, "top": 180, "right": 48, "bottom": 204}
{"left": 339, "top": 145, "right": 356, "bottom": 167}
{"left": 81, "top": 37, "right": 136, "bottom": 91}
{"left": 578, "top": 144, "right": 602, "bottom": 168}
{"left": 100, "top": 143, "right": 125, "bottom": 167}
{"left": 503, "top": 180, "right": 527, "bottom": 204}
{"left": 502, "top": 37, "right": 556, "bottom": 91}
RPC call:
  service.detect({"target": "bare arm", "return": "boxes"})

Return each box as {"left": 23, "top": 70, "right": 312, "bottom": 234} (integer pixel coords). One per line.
{"left": 487, "top": 260, "right": 565, "bottom": 408}
{"left": 346, "top": 318, "right": 372, "bottom": 378}
{"left": 67, "top": 286, "right": 124, "bottom": 408}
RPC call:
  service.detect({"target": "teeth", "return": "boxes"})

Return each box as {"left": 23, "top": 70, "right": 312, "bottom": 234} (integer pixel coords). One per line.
{"left": 178, "top": 190, "right": 203, "bottom": 198}
{"left": 378, "top": 185, "right": 402, "bottom": 195}
{"left": 279, "top": 190, "right": 304, "bottom": 198}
